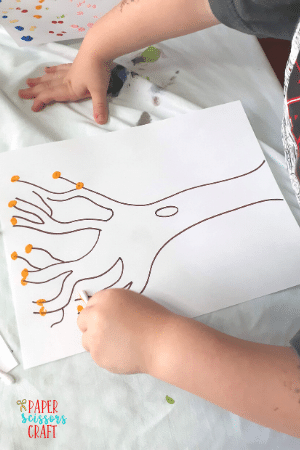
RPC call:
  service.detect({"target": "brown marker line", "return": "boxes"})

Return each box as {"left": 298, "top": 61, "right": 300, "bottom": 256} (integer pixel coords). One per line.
{"left": 27, "top": 200, "right": 111, "bottom": 226}
{"left": 123, "top": 281, "right": 133, "bottom": 290}
{"left": 140, "top": 198, "right": 284, "bottom": 294}
{"left": 50, "top": 308, "right": 64, "bottom": 328}
{"left": 33, "top": 257, "right": 123, "bottom": 327}
{"left": 34, "top": 228, "right": 101, "bottom": 270}
{"left": 27, "top": 230, "right": 101, "bottom": 274}
{"left": 17, "top": 195, "right": 108, "bottom": 226}
{"left": 59, "top": 176, "right": 75, "bottom": 185}
{"left": 33, "top": 191, "right": 53, "bottom": 217}
{"left": 31, "top": 246, "right": 64, "bottom": 263}
{"left": 155, "top": 206, "right": 178, "bottom": 217}
{"left": 32, "top": 272, "right": 72, "bottom": 304}
{"left": 15, "top": 179, "right": 75, "bottom": 195}
{"left": 16, "top": 197, "right": 48, "bottom": 217}
{"left": 43, "top": 214, "right": 110, "bottom": 225}
{"left": 26, "top": 270, "right": 72, "bottom": 285}
{"left": 47, "top": 195, "right": 114, "bottom": 220}
{"left": 102, "top": 258, "right": 125, "bottom": 291}
{"left": 16, "top": 256, "right": 41, "bottom": 270}
{"left": 81, "top": 160, "right": 266, "bottom": 207}
{"left": 13, "top": 226, "right": 102, "bottom": 235}
{"left": 13, "top": 215, "right": 44, "bottom": 225}
{"left": 13, "top": 206, "right": 44, "bottom": 224}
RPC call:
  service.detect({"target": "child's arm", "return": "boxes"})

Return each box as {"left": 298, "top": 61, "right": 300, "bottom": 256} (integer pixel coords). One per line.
{"left": 77, "top": 289, "right": 300, "bottom": 438}
{"left": 18, "top": 0, "right": 219, "bottom": 124}
{"left": 152, "top": 313, "right": 300, "bottom": 438}
{"left": 82, "top": 0, "right": 219, "bottom": 62}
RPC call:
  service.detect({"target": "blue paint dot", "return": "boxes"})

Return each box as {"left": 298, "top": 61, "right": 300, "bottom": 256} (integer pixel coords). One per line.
{"left": 21, "top": 36, "right": 33, "bottom": 42}
{"left": 15, "top": 26, "right": 24, "bottom": 31}
{"left": 2, "top": 15, "right": 7, "bottom": 18}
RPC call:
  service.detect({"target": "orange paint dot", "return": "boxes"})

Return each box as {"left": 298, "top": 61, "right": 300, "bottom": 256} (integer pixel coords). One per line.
{"left": 77, "top": 305, "right": 84, "bottom": 312}
{"left": 76, "top": 182, "right": 84, "bottom": 190}
{"left": 11, "top": 175, "right": 19, "bottom": 182}
{"left": 21, "top": 269, "right": 28, "bottom": 279}
{"left": 8, "top": 200, "right": 17, "bottom": 208}
{"left": 39, "top": 0, "right": 45, "bottom": 3}
{"left": 11, "top": 251, "right": 18, "bottom": 260}
{"left": 25, "top": 244, "right": 33, "bottom": 254}
{"left": 37, "top": 299, "right": 45, "bottom": 306}
{"left": 35, "top": 5, "right": 42, "bottom": 9}
{"left": 21, "top": 279, "right": 27, "bottom": 286}
{"left": 52, "top": 171, "right": 61, "bottom": 179}
{"left": 11, "top": 218, "right": 17, "bottom": 226}
{"left": 39, "top": 306, "right": 47, "bottom": 316}
{"left": 33, "top": 15, "right": 42, "bottom": 18}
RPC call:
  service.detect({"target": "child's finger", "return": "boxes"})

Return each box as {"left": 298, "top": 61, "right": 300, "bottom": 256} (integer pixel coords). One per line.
{"left": 90, "top": 90, "right": 109, "bottom": 124}
{"left": 31, "top": 96, "right": 54, "bottom": 112}
{"left": 44, "top": 63, "right": 72, "bottom": 73}
{"left": 30, "top": 84, "right": 80, "bottom": 111}
{"left": 18, "top": 89, "right": 36, "bottom": 100}
{"left": 19, "top": 78, "right": 64, "bottom": 99}
{"left": 26, "top": 68, "right": 70, "bottom": 87}
{"left": 77, "top": 306, "right": 89, "bottom": 333}
{"left": 26, "top": 77, "right": 43, "bottom": 87}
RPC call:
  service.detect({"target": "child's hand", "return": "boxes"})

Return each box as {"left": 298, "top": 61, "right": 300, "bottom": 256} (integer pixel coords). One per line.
{"left": 77, "top": 289, "right": 177, "bottom": 375}
{"left": 18, "top": 51, "right": 116, "bottom": 125}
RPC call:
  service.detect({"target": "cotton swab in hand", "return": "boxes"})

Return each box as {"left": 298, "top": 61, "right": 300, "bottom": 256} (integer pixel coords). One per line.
{"left": 78, "top": 290, "right": 89, "bottom": 304}
{"left": 76, "top": 290, "right": 89, "bottom": 314}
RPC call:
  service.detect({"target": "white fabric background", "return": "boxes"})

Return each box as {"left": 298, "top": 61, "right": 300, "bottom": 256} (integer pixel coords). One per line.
{"left": 1, "top": 21, "right": 300, "bottom": 449}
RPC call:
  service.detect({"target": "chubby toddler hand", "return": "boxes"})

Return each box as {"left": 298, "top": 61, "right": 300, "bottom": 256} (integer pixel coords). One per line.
{"left": 18, "top": 51, "right": 116, "bottom": 125}
{"left": 77, "top": 289, "right": 176, "bottom": 375}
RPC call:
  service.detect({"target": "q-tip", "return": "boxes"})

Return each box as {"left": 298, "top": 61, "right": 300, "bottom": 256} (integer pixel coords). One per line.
{"left": 77, "top": 290, "right": 89, "bottom": 304}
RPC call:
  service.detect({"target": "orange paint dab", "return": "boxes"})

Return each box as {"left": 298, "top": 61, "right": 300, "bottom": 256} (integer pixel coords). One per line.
{"left": 33, "top": 15, "right": 42, "bottom": 18}
{"left": 11, "top": 218, "right": 17, "bottom": 226}
{"left": 39, "top": 306, "right": 47, "bottom": 316}
{"left": 21, "top": 269, "right": 28, "bottom": 279}
{"left": 77, "top": 305, "right": 84, "bottom": 312}
{"left": 25, "top": 244, "right": 33, "bottom": 253}
{"left": 11, "top": 175, "right": 19, "bottom": 182}
{"left": 8, "top": 200, "right": 17, "bottom": 208}
{"left": 35, "top": 5, "right": 42, "bottom": 9}
{"left": 37, "top": 299, "right": 45, "bottom": 306}
{"left": 76, "top": 182, "right": 84, "bottom": 190}
{"left": 39, "top": 0, "right": 45, "bottom": 2}
{"left": 21, "top": 279, "right": 27, "bottom": 286}
{"left": 52, "top": 171, "right": 61, "bottom": 179}
{"left": 11, "top": 251, "right": 18, "bottom": 260}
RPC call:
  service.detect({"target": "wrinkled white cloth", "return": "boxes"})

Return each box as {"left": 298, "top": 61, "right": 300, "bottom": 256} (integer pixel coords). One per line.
{"left": 1, "top": 22, "right": 300, "bottom": 449}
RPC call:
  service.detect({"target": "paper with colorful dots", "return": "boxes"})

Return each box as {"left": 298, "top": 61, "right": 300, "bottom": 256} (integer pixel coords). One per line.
{"left": 0, "top": 0, "right": 120, "bottom": 47}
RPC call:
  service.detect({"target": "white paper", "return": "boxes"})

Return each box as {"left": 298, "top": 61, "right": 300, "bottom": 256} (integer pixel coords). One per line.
{"left": 0, "top": 334, "right": 18, "bottom": 373}
{"left": 0, "top": 0, "right": 119, "bottom": 47}
{"left": 1, "top": 101, "right": 300, "bottom": 369}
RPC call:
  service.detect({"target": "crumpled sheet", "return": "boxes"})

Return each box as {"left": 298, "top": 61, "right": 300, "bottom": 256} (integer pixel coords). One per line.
{"left": 1, "top": 21, "right": 300, "bottom": 449}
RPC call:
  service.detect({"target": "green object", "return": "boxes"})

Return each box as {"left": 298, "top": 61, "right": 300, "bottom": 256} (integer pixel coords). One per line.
{"left": 141, "top": 46, "right": 161, "bottom": 63}
{"left": 166, "top": 395, "right": 175, "bottom": 404}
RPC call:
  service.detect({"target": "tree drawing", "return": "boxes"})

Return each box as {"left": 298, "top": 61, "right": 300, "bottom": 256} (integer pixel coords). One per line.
{"left": 8, "top": 161, "right": 283, "bottom": 327}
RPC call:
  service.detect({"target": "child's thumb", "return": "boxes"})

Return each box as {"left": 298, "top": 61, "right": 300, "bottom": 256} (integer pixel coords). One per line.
{"left": 91, "top": 91, "right": 108, "bottom": 125}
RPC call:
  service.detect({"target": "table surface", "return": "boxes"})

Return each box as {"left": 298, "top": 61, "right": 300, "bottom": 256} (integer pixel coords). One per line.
{"left": 1, "top": 22, "right": 300, "bottom": 449}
